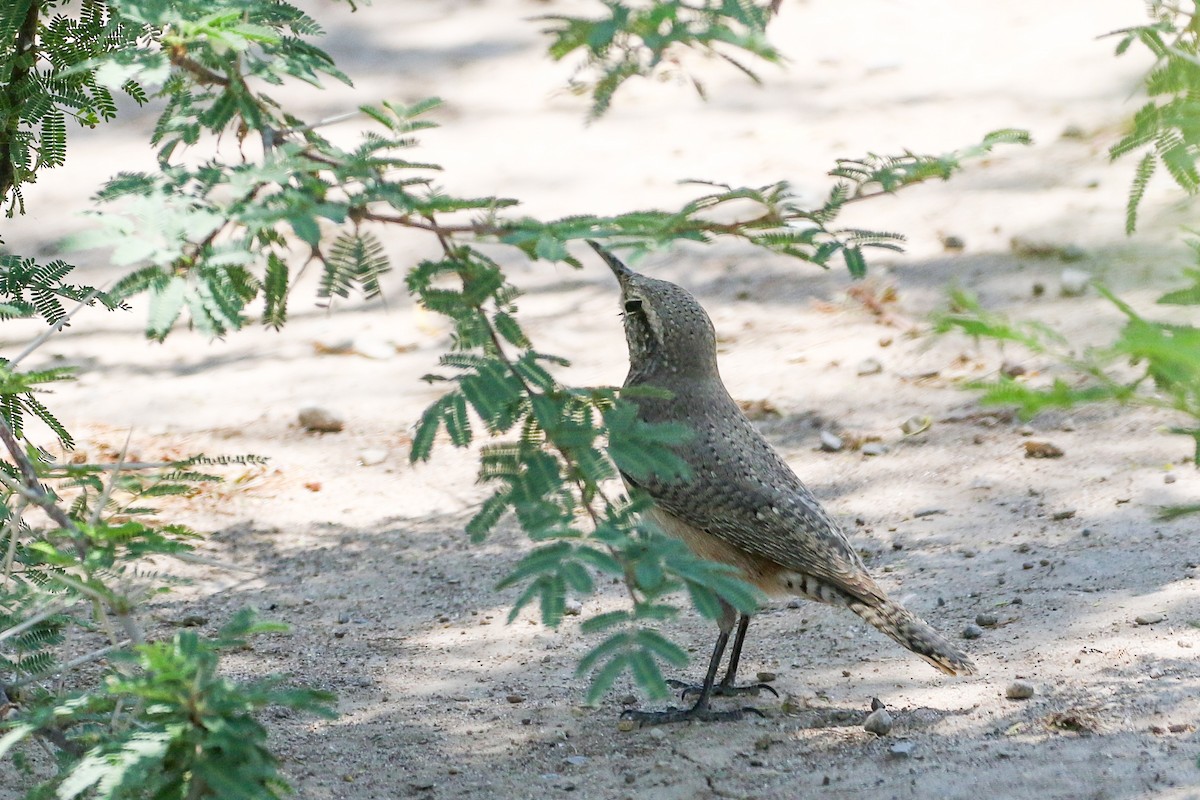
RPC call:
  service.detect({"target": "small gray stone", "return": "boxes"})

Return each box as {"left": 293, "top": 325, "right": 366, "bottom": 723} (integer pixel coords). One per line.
{"left": 563, "top": 598, "right": 583, "bottom": 616}
{"left": 337, "top": 612, "right": 350, "bottom": 624}
{"left": 564, "top": 755, "right": 589, "bottom": 766}
{"left": 1164, "top": 473, "right": 1177, "bottom": 484}
{"left": 962, "top": 624, "right": 984, "bottom": 640}
{"left": 648, "top": 728, "right": 667, "bottom": 740}
{"left": 856, "top": 358, "right": 883, "bottom": 376}
{"left": 506, "top": 694, "right": 525, "bottom": 704}
{"left": 860, "top": 442, "right": 888, "bottom": 457}
{"left": 756, "top": 671, "right": 776, "bottom": 683}
{"left": 819, "top": 430, "right": 844, "bottom": 452}
{"left": 298, "top": 407, "right": 344, "bottom": 433}
{"left": 1006, "top": 680, "right": 1036, "bottom": 700}
{"left": 1135, "top": 612, "right": 1166, "bottom": 626}
{"left": 888, "top": 741, "right": 914, "bottom": 759}
{"left": 1060, "top": 268, "right": 1091, "bottom": 296}
{"left": 863, "top": 708, "right": 893, "bottom": 736}
{"left": 975, "top": 613, "right": 998, "bottom": 628}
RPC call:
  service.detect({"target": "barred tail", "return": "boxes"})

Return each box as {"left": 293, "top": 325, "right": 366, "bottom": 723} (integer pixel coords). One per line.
{"left": 848, "top": 597, "right": 977, "bottom": 676}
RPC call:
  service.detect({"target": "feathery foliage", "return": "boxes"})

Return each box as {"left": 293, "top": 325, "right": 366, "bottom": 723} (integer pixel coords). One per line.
{"left": 1, "top": 0, "right": 1032, "bottom": 794}
{"left": 541, "top": 0, "right": 783, "bottom": 118}
{"left": 1107, "top": 2, "right": 1200, "bottom": 232}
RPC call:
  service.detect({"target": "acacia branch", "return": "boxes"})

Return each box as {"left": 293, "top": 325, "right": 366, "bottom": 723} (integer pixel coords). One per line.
{"left": 0, "top": 0, "right": 41, "bottom": 203}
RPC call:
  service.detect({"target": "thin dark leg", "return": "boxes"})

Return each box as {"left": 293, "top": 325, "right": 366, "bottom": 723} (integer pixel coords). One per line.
{"left": 720, "top": 613, "right": 752, "bottom": 687}
{"left": 675, "top": 614, "right": 779, "bottom": 700}
{"left": 622, "top": 626, "right": 762, "bottom": 726}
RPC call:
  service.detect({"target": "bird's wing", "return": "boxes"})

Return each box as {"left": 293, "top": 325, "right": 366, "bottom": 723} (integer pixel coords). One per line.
{"left": 625, "top": 416, "right": 885, "bottom": 605}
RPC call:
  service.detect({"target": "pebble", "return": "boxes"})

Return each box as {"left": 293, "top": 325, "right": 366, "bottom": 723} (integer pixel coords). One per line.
{"left": 298, "top": 407, "right": 344, "bottom": 433}
{"left": 969, "top": 476, "right": 995, "bottom": 490}
{"left": 962, "top": 624, "right": 983, "bottom": 640}
{"left": 888, "top": 742, "right": 914, "bottom": 759}
{"left": 787, "top": 598, "right": 803, "bottom": 609}
{"left": 860, "top": 442, "right": 888, "bottom": 457}
{"left": 856, "top": 358, "right": 883, "bottom": 376}
{"left": 648, "top": 728, "right": 667, "bottom": 740}
{"left": 914, "top": 508, "right": 946, "bottom": 518}
{"left": 940, "top": 234, "right": 966, "bottom": 252}
{"left": 1051, "top": 509, "right": 1076, "bottom": 521}
{"left": 506, "top": 694, "right": 525, "bottom": 704}
{"left": 900, "top": 415, "right": 931, "bottom": 436}
{"left": 1135, "top": 612, "right": 1165, "bottom": 626}
{"left": 564, "top": 755, "right": 589, "bottom": 766}
{"left": 1024, "top": 440, "right": 1064, "bottom": 459}
{"left": 337, "top": 612, "right": 351, "bottom": 624}
{"left": 358, "top": 449, "right": 388, "bottom": 466}
{"left": 1164, "top": 473, "right": 1177, "bottom": 484}
{"left": 563, "top": 598, "right": 583, "bottom": 616}
{"left": 1060, "top": 268, "right": 1091, "bottom": 296}
{"left": 1006, "top": 680, "right": 1036, "bottom": 700}
{"left": 863, "top": 708, "right": 893, "bottom": 736}
{"left": 819, "top": 430, "right": 844, "bottom": 452}
{"left": 756, "top": 671, "right": 776, "bottom": 683}
{"left": 975, "top": 613, "right": 998, "bottom": 628}
{"left": 617, "top": 719, "right": 636, "bottom": 732}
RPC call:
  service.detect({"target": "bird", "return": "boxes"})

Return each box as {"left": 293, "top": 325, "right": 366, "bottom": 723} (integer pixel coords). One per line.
{"left": 588, "top": 240, "right": 976, "bottom": 726}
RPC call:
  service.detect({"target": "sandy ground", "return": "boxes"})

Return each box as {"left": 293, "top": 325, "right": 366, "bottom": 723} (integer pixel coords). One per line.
{"left": 4, "top": 1, "right": 1200, "bottom": 798}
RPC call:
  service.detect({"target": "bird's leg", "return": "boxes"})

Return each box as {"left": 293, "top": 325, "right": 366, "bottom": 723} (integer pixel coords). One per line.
{"left": 674, "top": 613, "right": 779, "bottom": 700}
{"left": 623, "top": 622, "right": 762, "bottom": 726}
{"left": 714, "top": 613, "right": 779, "bottom": 697}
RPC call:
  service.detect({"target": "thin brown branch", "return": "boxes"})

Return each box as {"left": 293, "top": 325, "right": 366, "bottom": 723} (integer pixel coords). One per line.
{"left": 168, "top": 51, "right": 230, "bottom": 87}
{"left": 0, "top": 0, "right": 40, "bottom": 203}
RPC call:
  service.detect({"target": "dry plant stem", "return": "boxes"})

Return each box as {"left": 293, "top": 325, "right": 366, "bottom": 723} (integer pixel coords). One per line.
{"left": 89, "top": 429, "right": 131, "bottom": 529}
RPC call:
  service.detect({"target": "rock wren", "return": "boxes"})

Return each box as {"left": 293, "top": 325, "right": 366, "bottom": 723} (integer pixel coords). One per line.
{"left": 590, "top": 241, "right": 975, "bottom": 725}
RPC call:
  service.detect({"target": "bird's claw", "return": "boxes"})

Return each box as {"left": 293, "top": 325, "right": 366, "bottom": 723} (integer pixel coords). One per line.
{"left": 620, "top": 705, "right": 764, "bottom": 727}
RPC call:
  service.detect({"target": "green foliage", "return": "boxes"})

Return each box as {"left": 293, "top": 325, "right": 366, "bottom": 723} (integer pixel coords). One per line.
{"left": 0, "top": 2, "right": 1034, "bottom": 789}
{"left": 1107, "top": 2, "right": 1200, "bottom": 232}
{"left": 0, "top": 611, "right": 334, "bottom": 800}
{"left": 0, "top": 0, "right": 146, "bottom": 215}
{"left": 541, "top": 0, "right": 783, "bottom": 118}
{"left": 935, "top": 268, "right": 1200, "bottom": 508}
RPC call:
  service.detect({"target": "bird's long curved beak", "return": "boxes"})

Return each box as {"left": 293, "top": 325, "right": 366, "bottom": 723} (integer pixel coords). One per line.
{"left": 587, "top": 240, "right": 634, "bottom": 284}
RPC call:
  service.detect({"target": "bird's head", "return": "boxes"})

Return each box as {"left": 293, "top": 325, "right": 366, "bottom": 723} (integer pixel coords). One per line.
{"left": 589, "top": 240, "right": 719, "bottom": 382}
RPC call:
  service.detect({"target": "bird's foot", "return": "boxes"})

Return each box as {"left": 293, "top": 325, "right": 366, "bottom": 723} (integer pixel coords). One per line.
{"left": 620, "top": 704, "right": 765, "bottom": 727}
{"left": 667, "top": 679, "right": 780, "bottom": 701}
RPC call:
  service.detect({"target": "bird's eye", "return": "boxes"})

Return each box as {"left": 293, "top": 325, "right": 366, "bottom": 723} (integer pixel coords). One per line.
{"left": 624, "top": 299, "right": 643, "bottom": 313}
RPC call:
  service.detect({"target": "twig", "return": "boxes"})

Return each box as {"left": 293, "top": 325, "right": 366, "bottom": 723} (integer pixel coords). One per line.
{"left": 0, "top": 599, "right": 68, "bottom": 644}
{"left": 7, "top": 639, "right": 131, "bottom": 689}
{"left": 7, "top": 288, "right": 103, "bottom": 370}
{"left": 168, "top": 52, "right": 230, "bottom": 87}
{"left": 89, "top": 429, "right": 131, "bottom": 529}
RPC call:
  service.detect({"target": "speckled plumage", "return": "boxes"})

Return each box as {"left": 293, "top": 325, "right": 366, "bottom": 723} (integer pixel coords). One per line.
{"left": 595, "top": 243, "right": 975, "bottom": 678}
